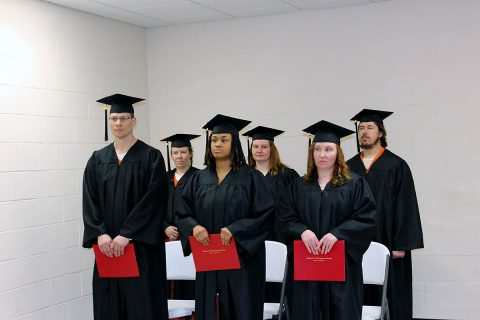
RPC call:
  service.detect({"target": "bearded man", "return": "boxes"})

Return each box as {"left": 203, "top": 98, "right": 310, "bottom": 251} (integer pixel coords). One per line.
{"left": 347, "top": 109, "right": 424, "bottom": 320}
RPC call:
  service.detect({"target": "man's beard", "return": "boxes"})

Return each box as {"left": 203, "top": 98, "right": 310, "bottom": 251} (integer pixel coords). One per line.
{"left": 360, "top": 136, "right": 380, "bottom": 150}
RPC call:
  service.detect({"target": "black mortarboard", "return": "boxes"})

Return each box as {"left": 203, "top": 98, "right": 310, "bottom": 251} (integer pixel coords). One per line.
{"left": 161, "top": 133, "right": 200, "bottom": 171}
{"left": 97, "top": 93, "right": 144, "bottom": 114}
{"left": 202, "top": 114, "right": 251, "bottom": 164}
{"left": 242, "top": 126, "right": 284, "bottom": 142}
{"left": 161, "top": 134, "right": 200, "bottom": 148}
{"left": 242, "top": 126, "right": 284, "bottom": 165}
{"left": 350, "top": 109, "right": 393, "bottom": 152}
{"left": 202, "top": 114, "right": 251, "bottom": 135}
{"left": 303, "top": 120, "right": 355, "bottom": 145}
{"left": 96, "top": 93, "right": 145, "bottom": 141}
{"left": 350, "top": 109, "right": 393, "bottom": 125}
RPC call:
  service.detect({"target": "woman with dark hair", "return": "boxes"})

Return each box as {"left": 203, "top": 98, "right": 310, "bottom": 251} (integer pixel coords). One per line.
{"left": 176, "top": 114, "right": 275, "bottom": 320}
{"left": 279, "top": 120, "right": 377, "bottom": 320}
{"left": 160, "top": 133, "right": 200, "bottom": 301}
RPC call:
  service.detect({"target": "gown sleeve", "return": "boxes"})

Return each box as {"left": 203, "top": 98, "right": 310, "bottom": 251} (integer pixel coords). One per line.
{"left": 164, "top": 173, "right": 174, "bottom": 231}
{"left": 82, "top": 152, "right": 108, "bottom": 248}
{"left": 286, "top": 168, "right": 300, "bottom": 182}
{"left": 392, "top": 161, "right": 424, "bottom": 251}
{"left": 330, "top": 176, "right": 377, "bottom": 262}
{"left": 175, "top": 171, "right": 200, "bottom": 255}
{"left": 226, "top": 170, "right": 275, "bottom": 258}
{"left": 278, "top": 179, "right": 309, "bottom": 242}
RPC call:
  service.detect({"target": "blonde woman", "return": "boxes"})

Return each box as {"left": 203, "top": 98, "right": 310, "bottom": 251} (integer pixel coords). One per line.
{"left": 280, "top": 120, "right": 376, "bottom": 320}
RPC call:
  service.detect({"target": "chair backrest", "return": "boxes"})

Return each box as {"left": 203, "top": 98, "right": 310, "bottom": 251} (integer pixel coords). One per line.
{"left": 362, "top": 241, "right": 390, "bottom": 285}
{"left": 265, "top": 240, "right": 288, "bottom": 283}
{"left": 165, "top": 240, "right": 196, "bottom": 281}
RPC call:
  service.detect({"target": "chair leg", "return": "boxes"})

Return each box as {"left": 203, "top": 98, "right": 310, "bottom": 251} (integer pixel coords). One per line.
{"left": 278, "top": 296, "right": 286, "bottom": 320}
{"left": 283, "top": 297, "right": 291, "bottom": 320}
{"left": 216, "top": 294, "right": 220, "bottom": 320}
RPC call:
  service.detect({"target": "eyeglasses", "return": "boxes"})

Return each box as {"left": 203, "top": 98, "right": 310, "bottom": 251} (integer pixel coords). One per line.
{"left": 109, "top": 116, "right": 132, "bottom": 123}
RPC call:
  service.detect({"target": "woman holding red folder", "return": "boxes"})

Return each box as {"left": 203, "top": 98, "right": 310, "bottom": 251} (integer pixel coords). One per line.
{"left": 176, "top": 114, "right": 275, "bottom": 320}
{"left": 279, "top": 120, "right": 376, "bottom": 320}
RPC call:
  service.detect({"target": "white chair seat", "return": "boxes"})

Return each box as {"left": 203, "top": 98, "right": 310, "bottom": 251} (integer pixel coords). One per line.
{"left": 263, "top": 313, "right": 274, "bottom": 320}
{"left": 263, "top": 241, "right": 288, "bottom": 320}
{"left": 362, "top": 305, "right": 381, "bottom": 320}
{"left": 168, "top": 299, "right": 195, "bottom": 318}
{"left": 165, "top": 241, "right": 196, "bottom": 319}
{"left": 263, "top": 302, "right": 280, "bottom": 319}
{"left": 361, "top": 242, "right": 390, "bottom": 320}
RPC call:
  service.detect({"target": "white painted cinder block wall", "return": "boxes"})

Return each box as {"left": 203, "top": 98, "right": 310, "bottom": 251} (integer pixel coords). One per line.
{"left": 2, "top": 0, "right": 480, "bottom": 319}
{"left": 147, "top": 0, "right": 480, "bottom": 319}
{"left": 0, "top": 0, "right": 148, "bottom": 319}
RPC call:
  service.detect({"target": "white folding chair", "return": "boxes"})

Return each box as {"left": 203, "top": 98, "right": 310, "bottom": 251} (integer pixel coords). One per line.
{"left": 165, "top": 240, "right": 196, "bottom": 319}
{"left": 362, "top": 241, "right": 390, "bottom": 320}
{"left": 263, "top": 240, "right": 289, "bottom": 320}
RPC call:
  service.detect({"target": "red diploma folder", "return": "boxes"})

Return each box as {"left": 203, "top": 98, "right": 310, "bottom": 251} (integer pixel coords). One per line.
{"left": 93, "top": 243, "right": 140, "bottom": 278}
{"left": 294, "top": 240, "right": 345, "bottom": 281}
{"left": 189, "top": 234, "right": 241, "bottom": 272}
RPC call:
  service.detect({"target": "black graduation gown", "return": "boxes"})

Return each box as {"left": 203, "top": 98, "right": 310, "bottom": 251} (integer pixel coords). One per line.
{"left": 347, "top": 149, "right": 424, "bottom": 320}
{"left": 165, "top": 166, "right": 199, "bottom": 300}
{"left": 262, "top": 167, "right": 300, "bottom": 303}
{"left": 263, "top": 167, "right": 300, "bottom": 243}
{"left": 82, "top": 140, "right": 169, "bottom": 320}
{"left": 165, "top": 167, "right": 200, "bottom": 230}
{"left": 176, "top": 164, "right": 275, "bottom": 320}
{"left": 279, "top": 174, "right": 376, "bottom": 320}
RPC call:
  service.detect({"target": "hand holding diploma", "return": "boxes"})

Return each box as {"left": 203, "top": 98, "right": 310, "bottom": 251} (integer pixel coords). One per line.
{"left": 301, "top": 230, "right": 320, "bottom": 255}
{"left": 111, "top": 235, "right": 130, "bottom": 257}
{"left": 98, "top": 234, "right": 113, "bottom": 257}
{"left": 220, "top": 227, "right": 232, "bottom": 245}
{"left": 318, "top": 233, "right": 338, "bottom": 254}
{"left": 193, "top": 225, "right": 209, "bottom": 245}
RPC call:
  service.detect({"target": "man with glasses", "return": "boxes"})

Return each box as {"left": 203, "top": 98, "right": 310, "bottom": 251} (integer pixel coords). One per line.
{"left": 82, "top": 94, "right": 169, "bottom": 320}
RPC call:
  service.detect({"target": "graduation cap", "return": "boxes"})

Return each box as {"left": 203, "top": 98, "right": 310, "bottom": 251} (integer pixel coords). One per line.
{"left": 202, "top": 114, "right": 251, "bottom": 135}
{"left": 242, "top": 126, "right": 284, "bottom": 142}
{"left": 96, "top": 93, "right": 145, "bottom": 141}
{"left": 242, "top": 126, "right": 284, "bottom": 165}
{"left": 303, "top": 120, "right": 355, "bottom": 146}
{"left": 202, "top": 114, "right": 251, "bottom": 149}
{"left": 350, "top": 109, "right": 393, "bottom": 152}
{"left": 160, "top": 134, "right": 201, "bottom": 171}
{"left": 350, "top": 109, "right": 393, "bottom": 125}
